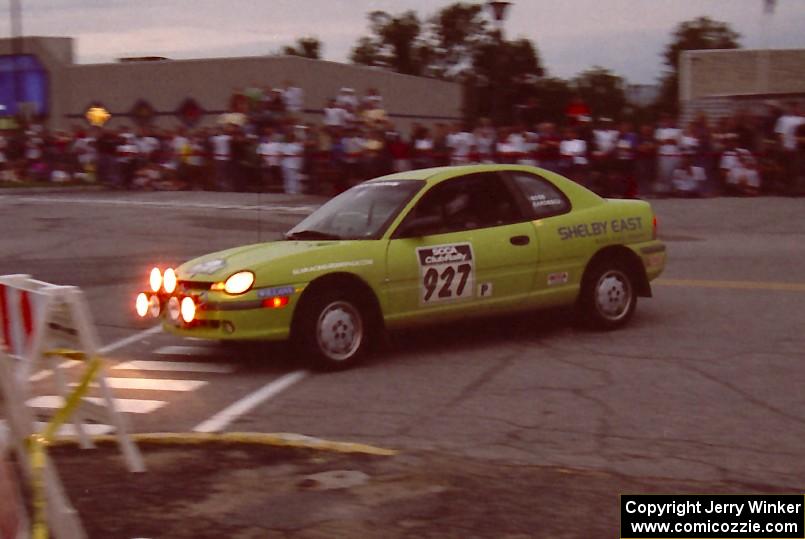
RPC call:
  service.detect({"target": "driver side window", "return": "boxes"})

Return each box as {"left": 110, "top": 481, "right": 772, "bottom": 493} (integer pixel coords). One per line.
{"left": 399, "top": 173, "right": 523, "bottom": 236}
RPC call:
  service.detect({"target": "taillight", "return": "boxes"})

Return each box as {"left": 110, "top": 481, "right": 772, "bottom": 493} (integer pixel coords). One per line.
{"left": 652, "top": 215, "right": 658, "bottom": 240}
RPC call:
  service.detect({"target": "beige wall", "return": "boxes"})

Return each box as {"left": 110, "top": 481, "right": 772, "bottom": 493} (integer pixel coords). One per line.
{"left": 679, "top": 48, "right": 805, "bottom": 124}
{"left": 63, "top": 55, "right": 462, "bottom": 131}
{"left": 680, "top": 49, "right": 805, "bottom": 100}
{"left": 1, "top": 37, "right": 463, "bottom": 132}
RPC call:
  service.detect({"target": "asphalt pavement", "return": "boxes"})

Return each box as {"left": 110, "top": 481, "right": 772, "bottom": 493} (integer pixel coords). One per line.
{"left": 1, "top": 189, "right": 804, "bottom": 536}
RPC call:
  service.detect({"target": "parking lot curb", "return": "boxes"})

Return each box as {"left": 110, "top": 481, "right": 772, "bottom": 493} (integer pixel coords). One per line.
{"left": 48, "top": 431, "right": 398, "bottom": 456}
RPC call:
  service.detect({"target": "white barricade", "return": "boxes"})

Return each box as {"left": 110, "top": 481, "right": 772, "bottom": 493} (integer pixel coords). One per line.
{"left": 0, "top": 421, "right": 29, "bottom": 539}
{"left": 0, "top": 274, "right": 147, "bottom": 538}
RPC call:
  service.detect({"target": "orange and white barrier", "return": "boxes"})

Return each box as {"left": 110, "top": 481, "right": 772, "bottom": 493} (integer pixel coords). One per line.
{"left": 0, "top": 277, "right": 44, "bottom": 360}
{"left": 0, "top": 274, "right": 145, "bottom": 539}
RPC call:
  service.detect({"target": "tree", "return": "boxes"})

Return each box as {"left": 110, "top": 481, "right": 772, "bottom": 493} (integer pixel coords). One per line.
{"left": 281, "top": 37, "right": 322, "bottom": 60}
{"left": 572, "top": 66, "right": 627, "bottom": 121}
{"left": 657, "top": 16, "right": 741, "bottom": 113}
{"left": 469, "top": 37, "right": 544, "bottom": 122}
{"left": 349, "top": 10, "right": 427, "bottom": 75}
{"left": 349, "top": 3, "right": 545, "bottom": 123}
{"left": 425, "top": 2, "right": 489, "bottom": 78}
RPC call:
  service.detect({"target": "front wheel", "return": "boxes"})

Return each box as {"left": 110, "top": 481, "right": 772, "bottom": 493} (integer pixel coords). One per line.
{"left": 293, "top": 290, "right": 369, "bottom": 370}
{"left": 578, "top": 260, "right": 637, "bottom": 330}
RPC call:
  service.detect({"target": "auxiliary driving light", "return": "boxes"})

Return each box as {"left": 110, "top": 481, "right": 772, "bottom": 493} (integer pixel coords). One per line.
{"left": 149, "top": 267, "right": 162, "bottom": 293}
{"left": 135, "top": 293, "right": 149, "bottom": 318}
{"left": 148, "top": 294, "right": 161, "bottom": 317}
{"left": 163, "top": 268, "right": 177, "bottom": 294}
{"left": 180, "top": 297, "right": 196, "bottom": 324}
{"left": 167, "top": 297, "right": 181, "bottom": 321}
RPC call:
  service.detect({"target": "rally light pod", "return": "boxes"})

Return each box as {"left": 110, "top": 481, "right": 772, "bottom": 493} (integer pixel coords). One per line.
{"left": 149, "top": 267, "right": 162, "bottom": 293}
{"left": 135, "top": 293, "right": 149, "bottom": 318}
{"left": 167, "top": 297, "right": 181, "bottom": 321}
{"left": 148, "top": 295, "right": 161, "bottom": 317}
{"left": 163, "top": 268, "right": 177, "bottom": 294}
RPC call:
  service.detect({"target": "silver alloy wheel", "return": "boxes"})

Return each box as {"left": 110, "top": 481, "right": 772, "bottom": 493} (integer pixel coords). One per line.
{"left": 315, "top": 300, "right": 363, "bottom": 361}
{"left": 594, "top": 269, "right": 632, "bottom": 322}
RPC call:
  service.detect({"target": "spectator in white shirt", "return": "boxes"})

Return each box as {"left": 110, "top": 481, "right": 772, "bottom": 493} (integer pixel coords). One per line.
{"left": 283, "top": 80, "right": 304, "bottom": 116}
{"left": 446, "top": 123, "right": 475, "bottom": 165}
{"left": 672, "top": 153, "right": 707, "bottom": 197}
{"left": 323, "top": 99, "right": 348, "bottom": 131}
{"left": 281, "top": 132, "right": 305, "bottom": 195}
{"left": 559, "top": 127, "right": 588, "bottom": 185}
{"left": 257, "top": 127, "right": 284, "bottom": 192}
{"left": 722, "top": 148, "right": 760, "bottom": 196}
{"left": 210, "top": 127, "right": 233, "bottom": 191}
{"left": 774, "top": 102, "right": 804, "bottom": 192}
{"left": 336, "top": 88, "right": 359, "bottom": 110}
{"left": 654, "top": 114, "right": 682, "bottom": 195}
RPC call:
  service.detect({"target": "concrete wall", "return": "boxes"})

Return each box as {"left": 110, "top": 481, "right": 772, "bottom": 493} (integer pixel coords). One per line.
{"left": 679, "top": 48, "right": 805, "bottom": 124}
{"left": 0, "top": 37, "right": 463, "bottom": 132}
{"left": 63, "top": 55, "right": 463, "bottom": 131}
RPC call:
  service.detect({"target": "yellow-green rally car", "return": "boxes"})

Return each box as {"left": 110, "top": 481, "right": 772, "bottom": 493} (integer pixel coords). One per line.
{"left": 135, "top": 165, "right": 666, "bottom": 369}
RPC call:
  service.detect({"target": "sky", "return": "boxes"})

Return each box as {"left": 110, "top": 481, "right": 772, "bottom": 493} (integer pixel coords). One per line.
{"left": 1, "top": 0, "right": 805, "bottom": 85}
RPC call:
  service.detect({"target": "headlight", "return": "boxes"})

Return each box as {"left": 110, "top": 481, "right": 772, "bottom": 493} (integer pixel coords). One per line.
{"left": 163, "top": 267, "right": 177, "bottom": 294}
{"left": 216, "top": 271, "right": 255, "bottom": 295}
{"left": 149, "top": 267, "right": 162, "bottom": 293}
{"left": 180, "top": 297, "right": 196, "bottom": 323}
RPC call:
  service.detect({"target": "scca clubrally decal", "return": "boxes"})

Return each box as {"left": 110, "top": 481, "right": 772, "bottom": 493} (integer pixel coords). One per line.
{"left": 416, "top": 243, "right": 475, "bottom": 305}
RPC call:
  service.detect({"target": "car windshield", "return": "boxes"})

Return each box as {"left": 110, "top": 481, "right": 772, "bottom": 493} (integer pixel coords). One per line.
{"left": 286, "top": 180, "right": 425, "bottom": 240}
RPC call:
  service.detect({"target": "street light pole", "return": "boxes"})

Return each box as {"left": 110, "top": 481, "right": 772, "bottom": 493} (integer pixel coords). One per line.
{"left": 486, "top": 1, "right": 511, "bottom": 40}
{"left": 10, "top": 0, "right": 23, "bottom": 121}
{"left": 485, "top": 1, "right": 512, "bottom": 123}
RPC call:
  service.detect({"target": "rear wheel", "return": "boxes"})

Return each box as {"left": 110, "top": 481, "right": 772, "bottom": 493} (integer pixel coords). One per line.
{"left": 293, "top": 289, "right": 369, "bottom": 370}
{"left": 579, "top": 259, "right": 637, "bottom": 329}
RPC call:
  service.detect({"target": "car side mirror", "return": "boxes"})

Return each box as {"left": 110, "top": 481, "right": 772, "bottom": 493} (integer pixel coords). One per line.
{"left": 396, "top": 215, "right": 441, "bottom": 237}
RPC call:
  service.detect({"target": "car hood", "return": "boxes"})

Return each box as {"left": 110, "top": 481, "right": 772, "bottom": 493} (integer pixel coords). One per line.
{"left": 176, "top": 240, "right": 377, "bottom": 285}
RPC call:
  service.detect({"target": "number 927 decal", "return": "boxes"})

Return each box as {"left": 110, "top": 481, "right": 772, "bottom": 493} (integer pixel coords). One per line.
{"left": 416, "top": 243, "right": 475, "bottom": 304}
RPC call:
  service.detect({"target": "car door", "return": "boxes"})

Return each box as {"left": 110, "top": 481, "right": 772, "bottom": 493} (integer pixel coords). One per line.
{"left": 504, "top": 170, "right": 583, "bottom": 306}
{"left": 383, "top": 172, "right": 540, "bottom": 325}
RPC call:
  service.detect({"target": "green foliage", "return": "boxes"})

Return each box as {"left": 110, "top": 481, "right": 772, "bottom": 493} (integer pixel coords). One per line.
{"left": 572, "top": 66, "right": 627, "bottom": 121}
{"left": 282, "top": 37, "right": 322, "bottom": 60}
{"left": 349, "top": 10, "right": 428, "bottom": 75}
{"left": 350, "top": 2, "right": 544, "bottom": 123}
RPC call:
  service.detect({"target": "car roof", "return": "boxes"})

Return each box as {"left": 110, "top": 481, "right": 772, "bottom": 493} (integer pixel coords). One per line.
{"left": 365, "top": 164, "right": 604, "bottom": 207}
{"left": 367, "top": 164, "right": 512, "bottom": 184}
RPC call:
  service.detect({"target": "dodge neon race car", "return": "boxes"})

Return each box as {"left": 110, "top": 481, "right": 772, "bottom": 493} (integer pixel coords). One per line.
{"left": 135, "top": 165, "right": 666, "bottom": 369}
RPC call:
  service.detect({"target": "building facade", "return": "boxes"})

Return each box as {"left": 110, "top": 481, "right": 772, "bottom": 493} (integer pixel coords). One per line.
{"left": 0, "top": 36, "right": 463, "bottom": 132}
{"left": 679, "top": 48, "right": 805, "bottom": 123}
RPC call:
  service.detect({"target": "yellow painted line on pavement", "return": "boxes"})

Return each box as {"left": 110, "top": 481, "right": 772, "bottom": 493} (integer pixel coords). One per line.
{"left": 656, "top": 278, "right": 805, "bottom": 292}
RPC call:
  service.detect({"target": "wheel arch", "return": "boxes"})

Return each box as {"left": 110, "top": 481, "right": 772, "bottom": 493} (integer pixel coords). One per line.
{"left": 291, "top": 272, "right": 385, "bottom": 338}
{"left": 581, "top": 245, "right": 651, "bottom": 298}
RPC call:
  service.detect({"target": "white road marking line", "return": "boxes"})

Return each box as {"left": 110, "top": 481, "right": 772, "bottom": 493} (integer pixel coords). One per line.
{"left": 32, "top": 421, "right": 114, "bottom": 437}
{"left": 154, "top": 345, "right": 216, "bottom": 356}
{"left": 193, "top": 370, "right": 308, "bottom": 433}
{"left": 99, "top": 325, "right": 163, "bottom": 354}
{"left": 3, "top": 196, "right": 318, "bottom": 214}
{"left": 29, "top": 325, "right": 163, "bottom": 382}
{"left": 72, "top": 377, "right": 207, "bottom": 392}
{"left": 114, "top": 360, "right": 235, "bottom": 374}
{"left": 27, "top": 396, "right": 166, "bottom": 414}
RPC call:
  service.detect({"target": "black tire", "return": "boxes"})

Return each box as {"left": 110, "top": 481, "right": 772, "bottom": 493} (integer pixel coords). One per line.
{"left": 292, "top": 288, "right": 370, "bottom": 370}
{"left": 578, "top": 258, "right": 637, "bottom": 330}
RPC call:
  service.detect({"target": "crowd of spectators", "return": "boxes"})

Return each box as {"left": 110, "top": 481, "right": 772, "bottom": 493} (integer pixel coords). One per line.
{"left": 1, "top": 86, "right": 803, "bottom": 199}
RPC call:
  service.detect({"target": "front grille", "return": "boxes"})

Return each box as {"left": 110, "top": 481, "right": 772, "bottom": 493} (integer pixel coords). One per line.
{"left": 178, "top": 280, "right": 212, "bottom": 291}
